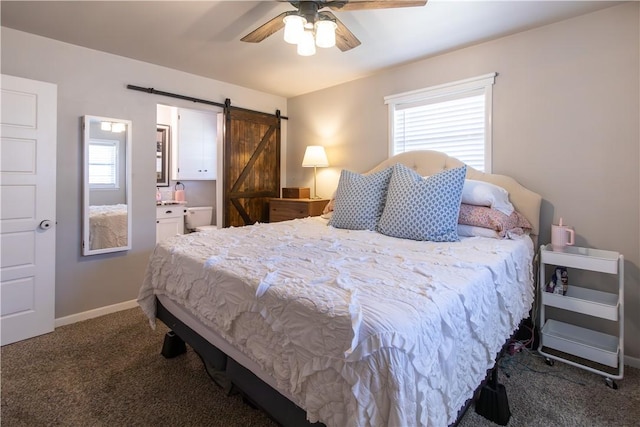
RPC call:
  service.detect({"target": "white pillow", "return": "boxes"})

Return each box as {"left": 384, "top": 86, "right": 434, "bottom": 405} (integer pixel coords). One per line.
{"left": 457, "top": 224, "right": 500, "bottom": 239}
{"left": 461, "top": 179, "right": 514, "bottom": 216}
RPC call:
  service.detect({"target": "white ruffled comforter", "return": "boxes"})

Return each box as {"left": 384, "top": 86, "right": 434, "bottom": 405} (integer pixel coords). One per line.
{"left": 138, "top": 217, "right": 534, "bottom": 427}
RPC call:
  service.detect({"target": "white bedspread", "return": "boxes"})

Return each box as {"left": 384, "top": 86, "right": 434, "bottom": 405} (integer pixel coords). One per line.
{"left": 138, "top": 217, "right": 534, "bottom": 427}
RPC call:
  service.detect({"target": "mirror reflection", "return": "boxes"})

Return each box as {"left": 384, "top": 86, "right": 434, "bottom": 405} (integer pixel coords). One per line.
{"left": 156, "top": 124, "right": 170, "bottom": 186}
{"left": 83, "top": 115, "right": 132, "bottom": 255}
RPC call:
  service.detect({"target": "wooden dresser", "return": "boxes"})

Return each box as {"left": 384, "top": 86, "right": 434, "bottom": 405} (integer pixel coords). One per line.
{"left": 269, "top": 198, "right": 329, "bottom": 223}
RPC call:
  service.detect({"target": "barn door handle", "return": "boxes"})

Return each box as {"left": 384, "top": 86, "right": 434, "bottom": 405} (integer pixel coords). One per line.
{"left": 39, "top": 220, "right": 53, "bottom": 230}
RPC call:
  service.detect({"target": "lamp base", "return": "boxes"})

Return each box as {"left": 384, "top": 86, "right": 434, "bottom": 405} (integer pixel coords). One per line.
{"left": 311, "top": 166, "right": 321, "bottom": 200}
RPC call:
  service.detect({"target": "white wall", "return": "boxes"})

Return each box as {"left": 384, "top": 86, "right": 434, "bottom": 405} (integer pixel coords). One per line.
{"left": 1, "top": 27, "right": 287, "bottom": 319}
{"left": 287, "top": 3, "right": 640, "bottom": 360}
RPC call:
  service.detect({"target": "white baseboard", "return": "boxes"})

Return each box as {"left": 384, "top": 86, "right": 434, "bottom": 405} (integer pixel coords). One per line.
{"left": 625, "top": 354, "right": 640, "bottom": 369}
{"left": 55, "top": 299, "right": 138, "bottom": 328}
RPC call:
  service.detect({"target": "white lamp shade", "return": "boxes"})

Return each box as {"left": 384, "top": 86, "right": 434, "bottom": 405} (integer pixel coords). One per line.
{"left": 315, "top": 20, "right": 337, "bottom": 48}
{"left": 283, "top": 15, "right": 306, "bottom": 44}
{"left": 297, "top": 30, "right": 316, "bottom": 56}
{"left": 302, "top": 146, "right": 329, "bottom": 167}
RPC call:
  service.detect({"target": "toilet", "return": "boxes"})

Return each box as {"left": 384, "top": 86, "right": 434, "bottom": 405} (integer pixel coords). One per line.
{"left": 185, "top": 206, "right": 217, "bottom": 232}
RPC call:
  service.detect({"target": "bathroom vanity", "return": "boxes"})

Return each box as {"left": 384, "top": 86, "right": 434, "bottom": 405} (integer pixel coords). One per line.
{"left": 156, "top": 203, "right": 187, "bottom": 243}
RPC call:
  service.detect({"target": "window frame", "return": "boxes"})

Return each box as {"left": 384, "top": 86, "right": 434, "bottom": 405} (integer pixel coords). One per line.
{"left": 384, "top": 72, "right": 496, "bottom": 172}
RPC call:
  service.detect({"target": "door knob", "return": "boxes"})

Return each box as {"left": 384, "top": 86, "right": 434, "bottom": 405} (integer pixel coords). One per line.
{"left": 39, "top": 220, "right": 53, "bottom": 230}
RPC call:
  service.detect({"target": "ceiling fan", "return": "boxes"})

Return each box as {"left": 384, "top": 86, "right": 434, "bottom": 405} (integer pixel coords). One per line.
{"left": 241, "top": 0, "right": 428, "bottom": 55}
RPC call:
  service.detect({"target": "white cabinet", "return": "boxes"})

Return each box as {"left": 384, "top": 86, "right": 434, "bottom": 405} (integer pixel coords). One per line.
{"left": 173, "top": 108, "right": 216, "bottom": 180}
{"left": 538, "top": 244, "right": 624, "bottom": 388}
{"left": 156, "top": 205, "right": 187, "bottom": 244}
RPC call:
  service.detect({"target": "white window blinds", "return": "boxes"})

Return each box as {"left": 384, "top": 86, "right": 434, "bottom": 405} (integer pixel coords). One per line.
{"left": 385, "top": 73, "right": 496, "bottom": 172}
{"left": 89, "top": 140, "right": 119, "bottom": 188}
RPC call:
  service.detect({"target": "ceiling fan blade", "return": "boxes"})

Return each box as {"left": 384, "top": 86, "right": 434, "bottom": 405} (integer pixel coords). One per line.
{"left": 329, "top": 0, "right": 428, "bottom": 11}
{"left": 241, "top": 11, "right": 289, "bottom": 43}
{"left": 322, "top": 11, "right": 361, "bottom": 52}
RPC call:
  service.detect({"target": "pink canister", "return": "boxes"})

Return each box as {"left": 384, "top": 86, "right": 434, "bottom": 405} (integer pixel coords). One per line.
{"left": 551, "top": 217, "right": 575, "bottom": 251}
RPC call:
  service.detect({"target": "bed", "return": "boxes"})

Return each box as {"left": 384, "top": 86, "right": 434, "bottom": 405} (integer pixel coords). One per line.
{"left": 138, "top": 150, "right": 541, "bottom": 427}
{"left": 88, "top": 204, "right": 128, "bottom": 250}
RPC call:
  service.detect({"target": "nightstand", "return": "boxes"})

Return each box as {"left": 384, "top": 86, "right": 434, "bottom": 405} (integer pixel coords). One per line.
{"left": 269, "top": 198, "right": 329, "bottom": 223}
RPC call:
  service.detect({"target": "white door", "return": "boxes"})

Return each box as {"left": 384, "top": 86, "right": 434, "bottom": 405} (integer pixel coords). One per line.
{"left": 1, "top": 74, "right": 57, "bottom": 346}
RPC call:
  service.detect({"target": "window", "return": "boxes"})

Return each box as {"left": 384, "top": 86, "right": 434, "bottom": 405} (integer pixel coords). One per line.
{"left": 385, "top": 73, "right": 496, "bottom": 172}
{"left": 88, "top": 139, "right": 119, "bottom": 189}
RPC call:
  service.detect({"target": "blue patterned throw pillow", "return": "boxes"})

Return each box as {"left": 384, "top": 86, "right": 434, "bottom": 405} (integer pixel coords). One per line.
{"left": 328, "top": 167, "right": 393, "bottom": 230}
{"left": 377, "top": 164, "right": 467, "bottom": 241}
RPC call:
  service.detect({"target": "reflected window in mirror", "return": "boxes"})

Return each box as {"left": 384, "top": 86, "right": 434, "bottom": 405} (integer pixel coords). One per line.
{"left": 88, "top": 139, "right": 120, "bottom": 189}
{"left": 82, "top": 115, "right": 132, "bottom": 256}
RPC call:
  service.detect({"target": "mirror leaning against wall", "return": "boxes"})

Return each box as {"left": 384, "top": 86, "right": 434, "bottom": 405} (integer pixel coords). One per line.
{"left": 82, "top": 115, "right": 132, "bottom": 255}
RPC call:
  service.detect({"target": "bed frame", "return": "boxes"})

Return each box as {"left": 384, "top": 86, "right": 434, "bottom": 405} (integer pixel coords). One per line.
{"left": 152, "top": 150, "right": 542, "bottom": 427}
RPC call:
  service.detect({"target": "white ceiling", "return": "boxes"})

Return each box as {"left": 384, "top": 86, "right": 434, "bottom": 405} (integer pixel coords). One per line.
{"left": 1, "top": 1, "right": 622, "bottom": 98}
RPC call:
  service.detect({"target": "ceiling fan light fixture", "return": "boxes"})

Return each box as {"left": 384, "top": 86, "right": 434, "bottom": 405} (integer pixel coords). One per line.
{"left": 297, "top": 29, "right": 316, "bottom": 56}
{"left": 315, "top": 20, "right": 337, "bottom": 48}
{"left": 283, "top": 15, "right": 306, "bottom": 44}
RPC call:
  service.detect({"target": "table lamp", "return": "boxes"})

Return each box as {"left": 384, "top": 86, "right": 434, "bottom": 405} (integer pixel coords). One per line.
{"left": 302, "top": 145, "right": 329, "bottom": 199}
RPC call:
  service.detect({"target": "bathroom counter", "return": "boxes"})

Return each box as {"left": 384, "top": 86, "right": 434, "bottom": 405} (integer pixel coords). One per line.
{"left": 156, "top": 200, "right": 188, "bottom": 206}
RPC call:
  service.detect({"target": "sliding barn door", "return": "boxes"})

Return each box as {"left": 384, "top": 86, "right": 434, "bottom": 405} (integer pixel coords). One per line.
{"left": 223, "top": 108, "right": 280, "bottom": 227}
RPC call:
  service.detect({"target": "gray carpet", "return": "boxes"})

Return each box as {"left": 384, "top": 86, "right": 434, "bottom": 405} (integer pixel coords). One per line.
{"left": 1, "top": 307, "right": 638, "bottom": 426}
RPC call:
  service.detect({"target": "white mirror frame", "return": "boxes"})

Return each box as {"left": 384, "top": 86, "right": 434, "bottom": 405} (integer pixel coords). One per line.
{"left": 82, "top": 115, "right": 132, "bottom": 255}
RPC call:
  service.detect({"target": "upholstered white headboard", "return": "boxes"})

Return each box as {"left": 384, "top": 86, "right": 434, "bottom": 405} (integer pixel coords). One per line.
{"left": 366, "top": 150, "right": 542, "bottom": 238}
